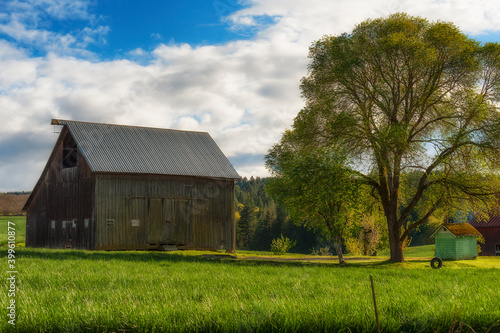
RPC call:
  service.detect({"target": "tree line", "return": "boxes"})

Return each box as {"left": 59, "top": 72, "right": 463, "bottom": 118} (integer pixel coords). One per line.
{"left": 235, "top": 176, "right": 442, "bottom": 255}
{"left": 235, "top": 177, "right": 319, "bottom": 253}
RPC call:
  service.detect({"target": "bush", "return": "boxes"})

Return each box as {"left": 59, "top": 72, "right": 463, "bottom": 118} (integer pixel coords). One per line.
{"left": 345, "top": 238, "right": 362, "bottom": 255}
{"left": 311, "top": 246, "right": 332, "bottom": 256}
{"left": 477, "top": 236, "right": 485, "bottom": 255}
{"left": 271, "top": 234, "right": 296, "bottom": 255}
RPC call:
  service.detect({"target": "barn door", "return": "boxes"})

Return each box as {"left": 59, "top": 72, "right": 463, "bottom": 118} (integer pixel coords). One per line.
{"left": 128, "top": 197, "right": 146, "bottom": 246}
{"left": 146, "top": 198, "right": 164, "bottom": 244}
{"left": 143, "top": 198, "right": 192, "bottom": 246}
{"left": 170, "top": 199, "right": 189, "bottom": 245}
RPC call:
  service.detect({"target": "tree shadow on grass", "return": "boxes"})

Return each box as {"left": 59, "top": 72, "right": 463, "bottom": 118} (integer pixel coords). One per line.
{"left": 18, "top": 247, "right": 203, "bottom": 264}
{"left": 18, "top": 247, "right": 416, "bottom": 269}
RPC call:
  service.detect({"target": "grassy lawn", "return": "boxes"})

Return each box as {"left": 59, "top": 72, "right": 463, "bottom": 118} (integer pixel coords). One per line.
{"left": 1, "top": 216, "right": 499, "bottom": 332}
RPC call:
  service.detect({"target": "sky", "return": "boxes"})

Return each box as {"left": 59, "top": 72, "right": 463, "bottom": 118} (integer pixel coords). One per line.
{"left": 2, "top": 0, "right": 500, "bottom": 192}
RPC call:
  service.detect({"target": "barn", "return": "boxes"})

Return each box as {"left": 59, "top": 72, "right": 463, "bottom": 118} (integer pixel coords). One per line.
{"left": 23, "top": 119, "right": 240, "bottom": 252}
{"left": 469, "top": 215, "right": 500, "bottom": 256}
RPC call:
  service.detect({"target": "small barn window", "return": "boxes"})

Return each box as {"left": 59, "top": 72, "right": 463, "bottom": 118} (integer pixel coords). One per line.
{"left": 131, "top": 219, "right": 140, "bottom": 227}
{"left": 84, "top": 219, "right": 89, "bottom": 228}
{"left": 106, "top": 219, "right": 115, "bottom": 227}
{"left": 496, "top": 245, "right": 500, "bottom": 256}
{"left": 62, "top": 134, "right": 78, "bottom": 168}
{"left": 72, "top": 220, "right": 77, "bottom": 228}
{"left": 62, "top": 221, "right": 66, "bottom": 229}
{"left": 51, "top": 220, "right": 55, "bottom": 229}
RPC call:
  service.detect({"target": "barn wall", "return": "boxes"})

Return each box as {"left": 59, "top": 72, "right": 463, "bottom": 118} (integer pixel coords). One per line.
{"left": 476, "top": 227, "right": 500, "bottom": 256}
{"left": 25, "top": 128, "right": 95, "bottom": 249}
{"left": 94, "top": 174, "right": 235, "bottom": 251}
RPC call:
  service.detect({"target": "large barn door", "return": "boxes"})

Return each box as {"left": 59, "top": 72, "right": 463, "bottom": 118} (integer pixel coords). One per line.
{"left": 142, "top": 198, "right": 198, "bottom": 247}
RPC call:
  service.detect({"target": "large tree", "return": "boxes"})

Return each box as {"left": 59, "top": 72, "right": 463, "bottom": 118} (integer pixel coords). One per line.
{"left": 277, "top": 13, "right": 500, "bottom": 262}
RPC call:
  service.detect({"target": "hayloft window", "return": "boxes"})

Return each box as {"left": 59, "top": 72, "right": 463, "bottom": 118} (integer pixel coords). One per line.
{"left": 62, "top": 134, "right": 78, "bottom": 168}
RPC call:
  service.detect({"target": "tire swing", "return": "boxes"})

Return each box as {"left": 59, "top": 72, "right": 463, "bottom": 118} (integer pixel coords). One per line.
{"left": 430, "top": 257, "right": 443, "bottom": 269}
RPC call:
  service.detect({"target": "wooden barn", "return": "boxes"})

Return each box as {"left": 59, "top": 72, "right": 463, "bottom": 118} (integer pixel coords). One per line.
{"left": 430, "top": 223, "right": 482, "bottom": 260}
{"left": 23, "top": 119, "right": 240, "bottom": 252}
{"left": 469, "top": 215, "right": 500, "bottom": 256}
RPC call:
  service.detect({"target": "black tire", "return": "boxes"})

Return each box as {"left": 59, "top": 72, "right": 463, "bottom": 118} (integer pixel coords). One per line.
{"left": 430, "top": 257, "right": 443, "bottom": 269}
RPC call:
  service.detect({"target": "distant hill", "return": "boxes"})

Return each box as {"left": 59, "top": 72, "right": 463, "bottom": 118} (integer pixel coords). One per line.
{"left": 0, "top": 193, "right": 30, "bottom": 215}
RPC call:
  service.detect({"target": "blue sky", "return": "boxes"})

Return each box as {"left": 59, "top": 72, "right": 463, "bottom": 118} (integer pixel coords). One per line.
{"left": 75, "top": 0, "right": 251, "bottom": 57}
{"left": 0, "top": 0, "right": 252, "bottom": 58}
{"left": 2, "top": 0, "right": 500, "bottom": 191}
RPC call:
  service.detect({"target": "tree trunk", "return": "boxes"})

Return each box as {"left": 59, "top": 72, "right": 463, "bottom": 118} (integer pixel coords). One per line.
{"left": 333, "top": 239, "right": 345, "bottom": 264}
{"left": 388, "top": 221, "right": 404, "bottom": 262}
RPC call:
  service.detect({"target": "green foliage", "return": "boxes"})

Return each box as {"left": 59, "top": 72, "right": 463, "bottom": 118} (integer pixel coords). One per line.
{"left": 236, "top": 197, "right": 258, "bottom": 250}
{"left": 477, "top": 235, "right": 486, "bottom": 255}
{"left": 345, "top": 215, "right": 384, "bottom": 256}
{"left": 235, "top": 177, "right": 319, "bottom": 253}
{"left": 319, "top": 246, "right": 331, "bottom": 256}
{"left": 266, "top": 145, "right": 360, "bottom": 233}
{"left": 266, "top": 141, "right": 368, "bottom": 263}
{"left": 270, "top": 234, "right": 297, "bottom": 255}
{"left": 280, "top": 12, "right": 500, "bottom": 262}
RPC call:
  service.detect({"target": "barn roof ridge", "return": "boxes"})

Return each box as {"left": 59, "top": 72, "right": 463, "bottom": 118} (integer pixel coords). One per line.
{"left": 51, "top": 119, "right": 210, "bottom": 135}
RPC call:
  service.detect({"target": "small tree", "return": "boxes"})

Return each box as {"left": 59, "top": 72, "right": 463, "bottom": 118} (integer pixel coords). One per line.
{"left": 270, "top": 234, "right": 297, "bottom": 255}
{"left": 266, "top": 138, "right": 364, "bottom": 263}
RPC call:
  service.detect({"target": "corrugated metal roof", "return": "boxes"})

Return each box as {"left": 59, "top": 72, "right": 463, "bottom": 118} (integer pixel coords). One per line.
{"left": 53, "top": 119, "right": 240, "bottom": 180}
{"left": 469, "top": 214, "right": 500, "bottom": 228}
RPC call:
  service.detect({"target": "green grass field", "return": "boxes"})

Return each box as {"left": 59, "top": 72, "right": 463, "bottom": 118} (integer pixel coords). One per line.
{"left": 1, "top": 217, "right": 499, "bottom": 332}
{"left": 0, "top": 215, "right": 26, "bottom": 246}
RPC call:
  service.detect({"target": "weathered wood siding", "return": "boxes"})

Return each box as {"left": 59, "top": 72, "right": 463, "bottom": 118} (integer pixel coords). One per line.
{"left": 25, "top": 128, "right": 95, "bottom": 249}
{"left": 475, "top": 227, "right": 500, "bottom": 256}
{"left": 94, "top": 174, "right": 235, "bottom": 251}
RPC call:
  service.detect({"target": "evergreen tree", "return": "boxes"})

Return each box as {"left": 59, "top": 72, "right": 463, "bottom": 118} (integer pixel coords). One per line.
{"left": 236, "top": 197, "right": 258, "bottom": 250}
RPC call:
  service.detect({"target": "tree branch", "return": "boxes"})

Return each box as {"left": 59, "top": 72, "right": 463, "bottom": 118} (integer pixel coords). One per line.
{"left": 400, "top": 198, "right": 442, "bottom": 242}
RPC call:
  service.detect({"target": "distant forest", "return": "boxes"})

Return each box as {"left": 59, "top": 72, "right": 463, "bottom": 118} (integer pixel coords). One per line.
{"left": 235, "top": 177, "right": 439, "bottom": 254}
{"left": 235, "top": 177, "right": 323, "bottom": 253}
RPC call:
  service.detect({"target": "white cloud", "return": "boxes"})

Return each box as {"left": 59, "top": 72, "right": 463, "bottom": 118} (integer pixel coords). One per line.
{"left": 0, "top": 0, "right": 108, "bottom": 57}
{"left": 5, "top": 0, "right": 93, "bottom": 21}
{"left": 3, "top": 0, "right": 500, "bottom": 191}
